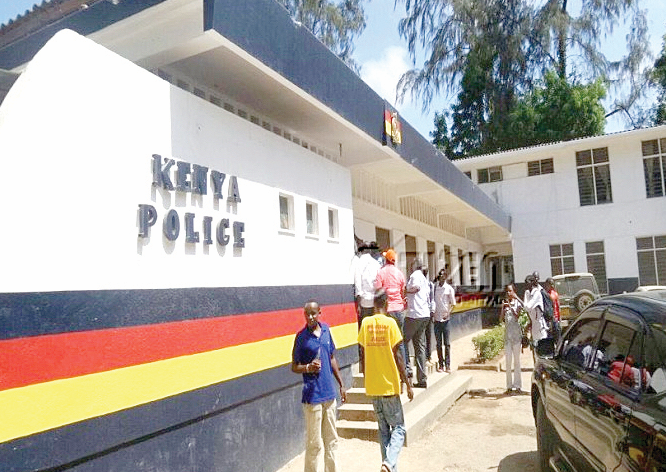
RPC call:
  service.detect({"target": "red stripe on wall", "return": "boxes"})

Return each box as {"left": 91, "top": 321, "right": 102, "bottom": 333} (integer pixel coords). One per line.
{"left": 0, "top": 303, "right": 355, "bottom": 391}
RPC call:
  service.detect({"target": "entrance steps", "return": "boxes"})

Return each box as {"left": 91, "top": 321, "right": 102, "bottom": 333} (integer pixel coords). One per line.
{"left": 337, "top": 364, "right": 472, "bottom": 445}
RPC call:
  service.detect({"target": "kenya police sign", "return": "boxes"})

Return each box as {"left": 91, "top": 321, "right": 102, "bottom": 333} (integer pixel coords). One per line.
{"left": 138, "top": 154, "right": 245, "bottom": 248}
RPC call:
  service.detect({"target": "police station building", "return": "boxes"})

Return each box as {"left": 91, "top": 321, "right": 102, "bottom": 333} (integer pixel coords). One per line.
{"left": 0, "top": 1, "right": 510, "bottom": 471}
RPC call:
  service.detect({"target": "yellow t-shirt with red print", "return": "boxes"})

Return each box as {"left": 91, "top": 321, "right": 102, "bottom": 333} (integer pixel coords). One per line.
{"left": 357, "top": 313, "right": 402, "bottom": 396}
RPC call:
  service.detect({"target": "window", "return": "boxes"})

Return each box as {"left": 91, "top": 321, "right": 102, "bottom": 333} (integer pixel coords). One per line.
{"left": 586, "top": 241, "right": 608, "bottom": 294}
{"left": 279, "top": 194, "right": 294, "bottom": 231}
{"left": 527, "top": 158, "right": 554, "bottom": 176}
{"left": 561, "top": 317, "right": 601, "bottom": 368}
{"left": 590, "top": 321, "right": 642, "bottom": 392}
{"left": 576, "top": 147, "right": 612, "bottom": 206}
{"left": 550, "top": 243, "right": 575, "bottom": 276}
{"left": 636, "top": 235, "right": 666, "bottom": 285}
{"left": 328, "top": 207, "right": 339, "bottom": 239}
{"left": 306, "top": 201, "right": 318, "bottom": 236}
{"left": 477, "top": 166, "right": 502, "bottom": 183}
{"left": 464, "top": 171, "right": 472, "bottom": 179}
{"left": 375, "top": 226, "right": 390, "bottom": 250}
{"left": 642, "top": 138, "right": 666, "bottom": 198}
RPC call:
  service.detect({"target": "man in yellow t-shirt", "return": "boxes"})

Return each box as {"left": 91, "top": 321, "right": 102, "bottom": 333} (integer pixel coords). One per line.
{"left": 358, "top": 289, "right": 414, "bottom": 472}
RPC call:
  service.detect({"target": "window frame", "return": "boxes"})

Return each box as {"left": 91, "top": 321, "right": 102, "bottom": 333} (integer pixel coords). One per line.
{"left": 642, "top": 138, "right": 666, "bottom": 198}
{"left": 327, "top": 207, "right": 339, "bottom": 240}
{"left": 279, "top": 193, "right": 295, "bottom": 233}
{"left": 636, "top": 235, "right": 666, "bottom": 286}
{"left": 550, "top": 243, "right": 575, "bottom": 276}
{"left": 527, "top": 157, "right": 554, "bottom": 177}
{"left": 586, "top": 241, "right": 608, "bottom": 295}
{"left": 305, "top": 200, "right": 319, "bottom": 237}
{"left": 576, "top": 147, "right": 613, "bottom": 206}
{"left": 477, "top": 166, "right": 502, "bottom": 184}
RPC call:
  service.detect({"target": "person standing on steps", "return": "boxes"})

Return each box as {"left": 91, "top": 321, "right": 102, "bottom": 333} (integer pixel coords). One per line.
{"left": 292, "top": 300, "right": 347, "bottom": 472}
{"left": 404, "top": 260, "right": 431, "bottom": 388}
{"left": 374, "top": 248, "right": 407, "bottom": 365}
{"left": 358, "top": 289, "right": 414, "bottom": 472}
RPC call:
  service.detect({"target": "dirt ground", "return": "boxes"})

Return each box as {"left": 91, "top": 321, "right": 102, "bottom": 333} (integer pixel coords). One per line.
{"left": 278, "top": 368, "right": 538, "bottom": 472}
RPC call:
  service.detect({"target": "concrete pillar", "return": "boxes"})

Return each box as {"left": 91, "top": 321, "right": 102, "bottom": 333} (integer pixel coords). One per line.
{"left": 391, "top": 229, "right": 407, "bottom": 275}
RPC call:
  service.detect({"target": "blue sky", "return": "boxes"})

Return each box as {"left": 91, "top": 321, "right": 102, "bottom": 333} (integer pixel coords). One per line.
{"left": 1, "top": 0, "right": 665, "bottom": 139}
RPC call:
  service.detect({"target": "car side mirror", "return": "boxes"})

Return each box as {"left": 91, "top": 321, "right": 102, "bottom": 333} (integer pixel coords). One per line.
{"left": 536, "top": 338, "right": 556, "bottom": 359}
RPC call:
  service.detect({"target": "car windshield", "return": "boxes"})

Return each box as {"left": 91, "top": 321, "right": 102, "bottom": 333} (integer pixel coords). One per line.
{"left": 570, "top": 277, "right": 598, "bottom": 293}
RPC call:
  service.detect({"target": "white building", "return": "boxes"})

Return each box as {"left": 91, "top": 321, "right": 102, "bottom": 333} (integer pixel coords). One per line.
{"left": 455, "top": 126, "right": 666, "bottom": 294}
{"left": 0, "top": 1, "right": 510, "bottom": 471}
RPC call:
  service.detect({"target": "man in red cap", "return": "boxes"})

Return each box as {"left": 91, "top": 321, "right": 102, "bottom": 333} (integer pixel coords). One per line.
{"left": 375, "top": 248, "right": 407, "bottom": 364}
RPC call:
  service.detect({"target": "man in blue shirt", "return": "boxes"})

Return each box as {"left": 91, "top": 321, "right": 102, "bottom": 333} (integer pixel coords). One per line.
{"left": 292, "top": 300, "right": 347, "bottom": 472}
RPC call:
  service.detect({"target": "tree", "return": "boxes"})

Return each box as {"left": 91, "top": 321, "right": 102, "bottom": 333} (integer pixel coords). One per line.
{"left": 396, "top": 0, "right": 653, "bottom": 153}
{"left": 652, "top": 34, "right": 666, "bottom": 125}
{"left": 277, "top": 0, "right": 366, "bottom": 72}
{"left": 507, "top": 71, "right": 606, "bottom": 148}
{"left": 430, "top": 111, "right": 452, "bottom": 157}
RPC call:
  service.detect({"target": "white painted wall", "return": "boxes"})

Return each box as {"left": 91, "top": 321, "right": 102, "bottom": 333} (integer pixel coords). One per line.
{"left": 0, "top": 30, "right": 354, "bottom": 292}
{"left": 455, "top": 127, "right": 666, "bottom": 282}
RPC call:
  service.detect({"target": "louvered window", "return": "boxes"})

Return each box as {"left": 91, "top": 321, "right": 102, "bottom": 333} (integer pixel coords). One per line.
{"left": 586, "top": 241, "right": 608, "bottom": 294}
{"left": 636, "top": 235, "right": 666, "bottom": 285}
{"left": 576, "top": 148, "right": 612, "bottom": 206}
{"left": 642, "top": 138, "right": 666, "bottom": 198}
{"left": 550, "top": 243, "right": 575, "bottom": 276}
{"left": 527, "top": 158, "right": 554, "bottom": 176}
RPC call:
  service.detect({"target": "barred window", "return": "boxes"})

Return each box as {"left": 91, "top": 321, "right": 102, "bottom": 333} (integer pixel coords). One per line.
{"left": 576, "top": 147, "right": 612, "bottom": 206}
{"left": 550, "top": 243, "right": 575, "bottom": 276}
{"left": 636, "top": 235, "right": 666, "bottom": 285}
{"left": 477, "top": 166, "right": 502, "bottom": 183}
{"left": 642, "top": 138, "right": 666, "bottom": 198}
{"left": 528, "top": 158, "right": 554, "bottom": 176}
{"left": 586, "top": 241, "right": 608, "bottom": 294}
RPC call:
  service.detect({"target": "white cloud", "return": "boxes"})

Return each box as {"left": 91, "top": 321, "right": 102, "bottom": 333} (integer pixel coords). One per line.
{"left": 360, "top": 46, "right": 410, "bottom": 106}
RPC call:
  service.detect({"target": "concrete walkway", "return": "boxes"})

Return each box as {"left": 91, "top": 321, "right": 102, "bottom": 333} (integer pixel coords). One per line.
{"left": 277, "top": 328, "right": 536, "bottom": 472}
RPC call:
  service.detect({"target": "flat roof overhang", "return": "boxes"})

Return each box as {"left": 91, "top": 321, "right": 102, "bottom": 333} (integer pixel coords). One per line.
{"left": 0, "top": 0, "right": 511, "bottom": 244}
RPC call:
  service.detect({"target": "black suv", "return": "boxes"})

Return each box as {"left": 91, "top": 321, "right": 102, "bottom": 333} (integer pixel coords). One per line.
{"left": 532, "top": 290, "right": 666, "bottom": 472}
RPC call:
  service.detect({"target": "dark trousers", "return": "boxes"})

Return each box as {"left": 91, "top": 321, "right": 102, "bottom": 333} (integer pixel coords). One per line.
{"left": 425, "top": 317, "right": 433, "bottom": 361}
{"left": 433, "top": 320, "right": 451, "bottom": 369}
{"left": 403, "top": 317, "right": 429, "bottom": 384}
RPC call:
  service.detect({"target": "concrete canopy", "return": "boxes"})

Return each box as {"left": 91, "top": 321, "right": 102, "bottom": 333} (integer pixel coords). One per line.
{"left": 0, "top": 0, "right": 511, "bottom": 245}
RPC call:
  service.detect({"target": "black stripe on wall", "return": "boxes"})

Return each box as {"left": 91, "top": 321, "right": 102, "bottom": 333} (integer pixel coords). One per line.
{"left": 0, "top": 284, "right": 354, "bottom": 340}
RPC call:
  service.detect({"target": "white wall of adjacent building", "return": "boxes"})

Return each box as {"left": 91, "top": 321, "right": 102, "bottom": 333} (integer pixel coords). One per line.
{"left": 455, "top": 126, "right": 666, "bottom": 292}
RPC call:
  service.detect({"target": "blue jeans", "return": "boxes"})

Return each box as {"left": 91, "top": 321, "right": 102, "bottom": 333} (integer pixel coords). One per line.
{"left": 371, "top": 395, "right": 406, "bottom": 472}
{"left": 388, "top": 311, "right": 407, "bottom": 367}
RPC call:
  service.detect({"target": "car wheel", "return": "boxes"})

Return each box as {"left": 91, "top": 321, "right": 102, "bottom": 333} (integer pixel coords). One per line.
{"left": 536, "top": 399, "right": 556, "bottom": 472}
{"left": 574, "top": 290, "right": 595, "bottom": 312}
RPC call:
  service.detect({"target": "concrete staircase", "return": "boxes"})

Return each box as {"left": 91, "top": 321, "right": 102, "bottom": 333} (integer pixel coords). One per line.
{"left": 337, "top": 364, "right": 472, "bottom": 445}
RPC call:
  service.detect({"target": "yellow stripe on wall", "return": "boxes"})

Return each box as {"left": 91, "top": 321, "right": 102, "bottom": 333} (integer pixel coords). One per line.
{"left": 0, "top": 322, "right": 357, "bottom": 443}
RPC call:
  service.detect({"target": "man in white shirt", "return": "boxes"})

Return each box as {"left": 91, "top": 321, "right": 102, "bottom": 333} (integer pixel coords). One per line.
{"left": 433, "top": 270, "right": 456, "bottom": 373}
{"left": 354, "top": 241, "right": 381, "bottom": 372}
{"left": 404, "top": 260, "right": 431, "bottom": 388}
{"left": 524, "top": 274, "right": 548, "bottom": 348}
{"left": 354, "top": 241, "right": 381, "bottom": 321}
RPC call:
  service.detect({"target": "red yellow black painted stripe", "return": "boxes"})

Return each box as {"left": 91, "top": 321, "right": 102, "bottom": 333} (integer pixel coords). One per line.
{"left": 0, "top": 304, "right": 354, "bottom": 391}
{"left": 0, "top": 321, "right": 357, "bottom": 444}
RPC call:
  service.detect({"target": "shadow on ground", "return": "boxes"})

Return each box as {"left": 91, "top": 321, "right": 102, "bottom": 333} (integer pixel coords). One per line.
{"left": 498, "top": 451, "right": 538, "bottom": 472}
